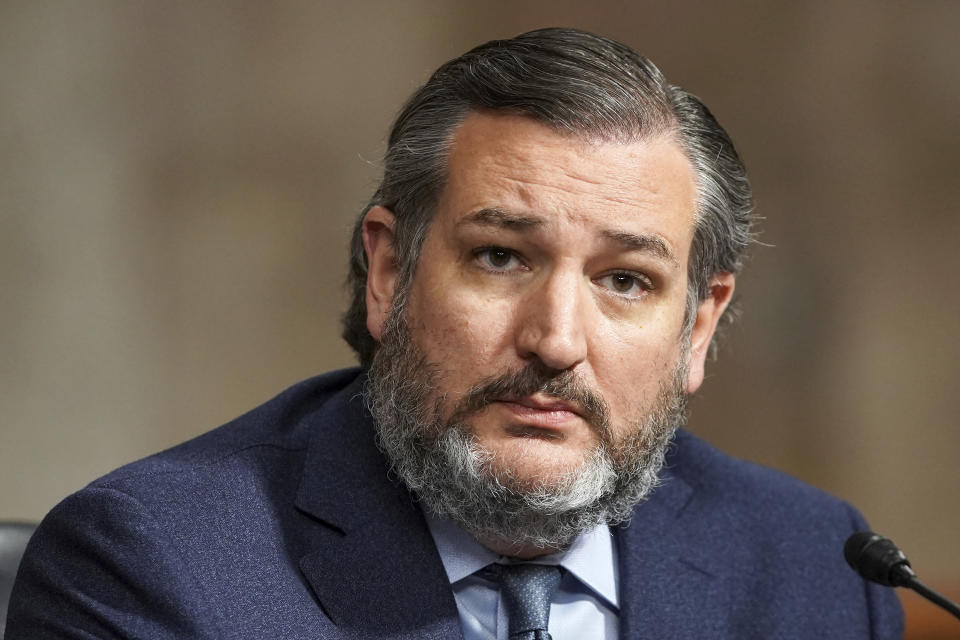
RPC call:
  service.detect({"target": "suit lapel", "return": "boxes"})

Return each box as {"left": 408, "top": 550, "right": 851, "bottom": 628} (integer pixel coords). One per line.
{"left": 293, "top": 375, "right": 463, "bottom": 640}
{"left": 616, "top": 439, "right": 733, "bottom": 639}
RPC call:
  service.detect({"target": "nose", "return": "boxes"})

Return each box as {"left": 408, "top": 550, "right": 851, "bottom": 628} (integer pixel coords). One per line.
{"left": 514, "top": 269, "right": 589, "bottom": 371}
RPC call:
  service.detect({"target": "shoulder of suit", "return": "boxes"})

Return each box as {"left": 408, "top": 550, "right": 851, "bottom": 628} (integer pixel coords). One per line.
{"left": 85, "top": 367, "right": 366, "bottom": 493}
{"left": 667, "top": 428, "right": 854, "bottom": 522}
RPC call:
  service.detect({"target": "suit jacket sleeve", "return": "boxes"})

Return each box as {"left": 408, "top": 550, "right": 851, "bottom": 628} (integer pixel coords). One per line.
{"left": 7, "top": 486, "right": 218, "bottom": 639}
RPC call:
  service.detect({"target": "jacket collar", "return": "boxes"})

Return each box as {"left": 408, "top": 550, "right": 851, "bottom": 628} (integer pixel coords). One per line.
{"left": 615, "top": 432, "right": 732, "bottom": 638}
{"left": 293, "top": 373, "right": 463, "bottom": 639}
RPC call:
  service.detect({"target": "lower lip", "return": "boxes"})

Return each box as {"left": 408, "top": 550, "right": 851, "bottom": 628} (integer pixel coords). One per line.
{"left": 498, "top": 401, "right": 581, "bottom": 428}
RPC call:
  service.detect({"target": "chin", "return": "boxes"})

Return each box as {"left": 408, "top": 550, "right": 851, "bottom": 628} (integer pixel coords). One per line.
{"left": 484, "top": 440, "right": 600, "bottom": 492}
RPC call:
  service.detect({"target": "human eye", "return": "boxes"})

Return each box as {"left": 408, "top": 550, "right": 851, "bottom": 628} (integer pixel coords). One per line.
{"left": 472, "top": 246, "right": 525, "bottom": 273}
{"left": 595, "top": 271, "right": 654, "bottom": 299}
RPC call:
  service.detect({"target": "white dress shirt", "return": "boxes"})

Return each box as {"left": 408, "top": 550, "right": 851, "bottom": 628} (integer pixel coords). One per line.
{"left": 425, "top": 514, "right": 619, "bottom": 640}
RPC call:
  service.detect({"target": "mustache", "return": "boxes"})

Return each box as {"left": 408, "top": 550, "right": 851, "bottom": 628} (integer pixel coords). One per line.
{"left": 449, "top": 362, "right": 612, "bottom": 439}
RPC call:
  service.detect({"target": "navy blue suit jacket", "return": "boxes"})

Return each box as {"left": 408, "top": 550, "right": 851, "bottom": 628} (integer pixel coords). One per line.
{"left": 8, "top": 368, "right": 903, "bottom": 638}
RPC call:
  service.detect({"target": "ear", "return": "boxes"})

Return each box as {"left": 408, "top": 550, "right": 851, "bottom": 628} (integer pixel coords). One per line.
{"left": 362, "top": 206, "right": 398, "bottom": 342}
{"left": 685, "top": 272, "right": 735, "bottom": 394}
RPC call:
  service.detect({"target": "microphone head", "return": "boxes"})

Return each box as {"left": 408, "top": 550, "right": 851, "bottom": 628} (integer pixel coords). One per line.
{"left": 844, "top": 531, "right": 914, "bottom": 587}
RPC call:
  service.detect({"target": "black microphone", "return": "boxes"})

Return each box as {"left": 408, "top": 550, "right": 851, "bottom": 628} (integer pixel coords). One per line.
{"left": 844, "top": 531, "right": 960, "bottom": 622}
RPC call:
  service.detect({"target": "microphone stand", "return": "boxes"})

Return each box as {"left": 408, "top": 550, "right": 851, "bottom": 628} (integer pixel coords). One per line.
{"left": 900, "top": 575, "right": 960, "bottom": 622}
{"left": 845, "top": 531, "right": 960, "bottom": 622}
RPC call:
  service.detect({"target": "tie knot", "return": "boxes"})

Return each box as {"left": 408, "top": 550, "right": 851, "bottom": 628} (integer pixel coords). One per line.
{"left": 482, "top": 563, "right": 563, "bottom": 639}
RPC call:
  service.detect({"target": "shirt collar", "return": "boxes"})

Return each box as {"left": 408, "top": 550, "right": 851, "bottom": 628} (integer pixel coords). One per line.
{"left": 425, "top": 512, "right": 619, "bottom": 609}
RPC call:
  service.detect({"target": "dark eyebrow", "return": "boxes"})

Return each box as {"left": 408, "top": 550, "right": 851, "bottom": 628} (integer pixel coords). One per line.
{"left": 460, "top": 208, "right": 678, "bottom": 266}
{"left": 601, "top": 230, "right": 678, "bottom": 265}
{"left": 458, "top": 208, "right": 544, "bottom": 230}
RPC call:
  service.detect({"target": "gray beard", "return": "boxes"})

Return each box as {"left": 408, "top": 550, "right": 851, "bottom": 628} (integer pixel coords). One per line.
{"left": 365, "top": 306, "right": 689, "bottom": 555}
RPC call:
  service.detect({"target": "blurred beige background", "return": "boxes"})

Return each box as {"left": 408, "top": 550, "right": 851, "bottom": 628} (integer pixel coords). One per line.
{"left": 2, "top": 0, "right": 957, "bottom": 598}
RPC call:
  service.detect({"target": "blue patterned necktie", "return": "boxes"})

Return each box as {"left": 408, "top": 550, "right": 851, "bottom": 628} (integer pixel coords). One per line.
{"left": 483, "top": 563, "right": 564, "bottom": 640}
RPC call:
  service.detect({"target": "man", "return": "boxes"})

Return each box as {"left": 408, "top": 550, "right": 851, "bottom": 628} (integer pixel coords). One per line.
{"left": 8, "top": 28, "right": 902, "bottom": 639}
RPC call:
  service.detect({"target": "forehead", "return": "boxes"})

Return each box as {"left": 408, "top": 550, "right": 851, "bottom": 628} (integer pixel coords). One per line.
{"left": 435, "top": 111, "right": 698, "bottom": 256}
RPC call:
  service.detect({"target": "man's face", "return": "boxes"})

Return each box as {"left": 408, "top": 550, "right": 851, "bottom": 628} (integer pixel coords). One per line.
{"left": 363, "top": 112, "right": 732, "bottom": 552}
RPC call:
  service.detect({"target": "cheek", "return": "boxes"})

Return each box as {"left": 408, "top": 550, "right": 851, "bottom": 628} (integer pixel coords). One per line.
{"left": 408, "top": 285, "right": 519, "bottom": 382}
{"left": 590, "top": 313, "right": 684, "bottom": 420}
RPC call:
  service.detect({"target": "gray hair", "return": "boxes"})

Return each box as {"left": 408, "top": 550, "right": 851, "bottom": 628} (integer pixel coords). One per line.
{"left": 343, "top": 27, "right": 754, "bottom": 366}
